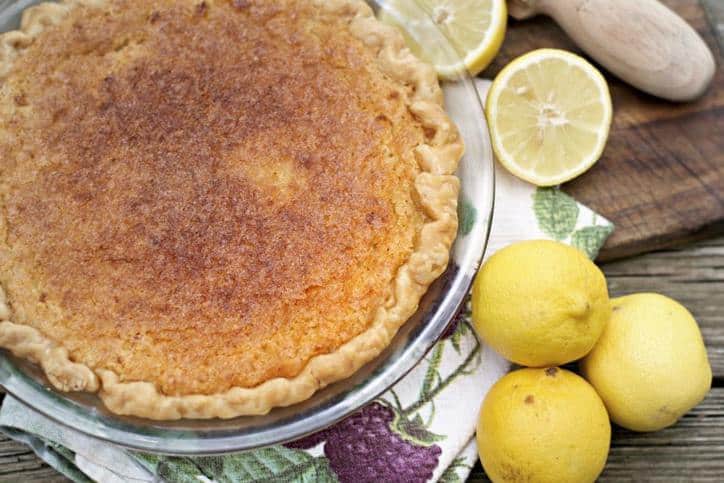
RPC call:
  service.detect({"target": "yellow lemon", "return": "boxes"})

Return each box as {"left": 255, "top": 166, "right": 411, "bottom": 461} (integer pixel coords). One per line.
{"left": 486, "top": 49, "right": 612, "bottom": 186}
{"left": 478, "top": 367, "right": 610, "bottom": 483}
{"left": 379, "top": 0, "right": 507, "bottom": 78}
{"left": 580, "top": 293, "right": 712, "bottom": 432}
{"left": 471, "top": 240, "right": 610, "bottom": 366}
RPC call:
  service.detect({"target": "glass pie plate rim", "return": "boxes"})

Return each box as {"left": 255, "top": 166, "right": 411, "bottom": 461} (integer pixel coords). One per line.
{"left": 0, "top": 0, "right": 495, "bottom": 454}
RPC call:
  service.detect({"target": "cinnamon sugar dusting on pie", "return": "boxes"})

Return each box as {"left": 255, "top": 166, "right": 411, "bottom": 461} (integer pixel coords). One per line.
{"left": 0, "top": 0, "right": 429, "bottom": 395}
{"left": 0, "top": 0, "right": 463, "bottom": 418}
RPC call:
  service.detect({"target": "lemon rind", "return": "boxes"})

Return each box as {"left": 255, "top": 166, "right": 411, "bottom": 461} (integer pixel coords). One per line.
{"left": 486, "top": 48, "right": 612, "bottom": 187}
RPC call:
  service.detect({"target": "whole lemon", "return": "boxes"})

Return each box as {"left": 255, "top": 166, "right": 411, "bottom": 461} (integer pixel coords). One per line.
{"left": 580, "top": 293, "right": 712, "bottom": 432}
{"left": 477, "top": 367, "right": 610, "bottom": 483}
{"left": 471, "top": 240, "right": 610, "bottom": 366}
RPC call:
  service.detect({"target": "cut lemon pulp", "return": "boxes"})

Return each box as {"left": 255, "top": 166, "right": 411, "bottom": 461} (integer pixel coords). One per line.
{"left": 486, "top": 49, "right": 613, "bottom": 186}
{"left": 379, "top": 0, "right": 507, "bottom": 78}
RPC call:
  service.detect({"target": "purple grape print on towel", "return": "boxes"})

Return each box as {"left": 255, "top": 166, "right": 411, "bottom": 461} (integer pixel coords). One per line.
{"left": 289, "top": 402, "right": 442, "bottom": 483}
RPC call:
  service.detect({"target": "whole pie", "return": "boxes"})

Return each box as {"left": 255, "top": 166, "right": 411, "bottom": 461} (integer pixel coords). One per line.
{"left": 0, "top": 0, "right": 462, "bottom": 419}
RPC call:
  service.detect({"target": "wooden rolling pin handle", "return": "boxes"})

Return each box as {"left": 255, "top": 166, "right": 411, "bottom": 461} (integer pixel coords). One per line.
{"left": 510, "top": 0, "right": 716, "bottom": 102}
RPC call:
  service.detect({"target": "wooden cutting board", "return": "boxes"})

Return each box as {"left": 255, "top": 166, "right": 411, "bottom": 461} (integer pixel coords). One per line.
{"left": 483, "top": 0, "right": 723, "bottom": 261}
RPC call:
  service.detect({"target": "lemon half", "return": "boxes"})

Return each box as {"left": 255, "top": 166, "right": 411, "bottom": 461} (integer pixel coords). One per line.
{"left": 486, "top": 49, "right": 612, "bottom": 186}
{"left": 379, "top": 0, "right": 507, "bottom": 78}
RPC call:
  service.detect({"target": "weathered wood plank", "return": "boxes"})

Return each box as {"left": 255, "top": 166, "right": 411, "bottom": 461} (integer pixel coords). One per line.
{"left": 0, "top": 455, "right": 59, "bottom": 475}
{"left": 603, "top": 237, "right": 724, "bottom": 378}
{"left": 0, "top": 469, "right": 69, "bottom": 482}
{"left": 469, "top": 237, "right": 724, "bottom": 481}
{"left": 586, "top": 389, "right": 724, "bottom": 482}
{"left": 0, "top": 439, "right": 41, "bottom": 457}
{"left": 0, "top": 0, "right": 720, "bottom": 481}
{"left": 470, "top": 388, "right": 724, "bottom": 482}
{"left": 0, "top": 433, "right": 68, "bottom": 482}
{"left": 702, "top": 0, "right": 724, "bottom": 51}
{"left": 0, "top": 243, "right": 720, "bottom": 481}
{"left": 486, "top": 0, "right": 724, "bottom": 262}
{"left": 0, "top": 467, "right": 69, "bottom": 482}
{"left": 0, "top": 234, "right": 720, "bottom": 481}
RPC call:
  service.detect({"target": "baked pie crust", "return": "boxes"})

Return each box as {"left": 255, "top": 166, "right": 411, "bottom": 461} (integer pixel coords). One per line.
{"left": 0, "top": 0, "right": 462, "bottom": 419}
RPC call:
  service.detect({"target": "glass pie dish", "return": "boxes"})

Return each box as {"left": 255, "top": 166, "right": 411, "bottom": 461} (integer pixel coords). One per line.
{"left": 0, "top": 0, "right": 494, "bottom": 454}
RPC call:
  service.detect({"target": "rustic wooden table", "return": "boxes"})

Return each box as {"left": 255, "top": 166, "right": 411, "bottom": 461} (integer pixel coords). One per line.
{"left": 0, "top": 0, "right": 721, "bottom": 480}
{"left": 468, "top": 236, "right": 724, "bottom": 482}
{"left": 0, "top": 237, "right": 720, "bottom": 481}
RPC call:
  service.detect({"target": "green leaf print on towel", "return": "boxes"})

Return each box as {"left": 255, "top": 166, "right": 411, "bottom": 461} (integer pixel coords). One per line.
{"left": 156, "top": 457, "right": 206, "bottom": 483}
{"left": 394, "top": 412, "right": 446, "bottom": 445}
{"left": 572, "top": 225, "right": 614, "bottom": 259}
{"left": 533, "top": 188, "right": 579, "bottom": 240}
{"left": 146, "top": 447, "right": 338, "bottom": 483}
{"left": 200, "top": 447, "right": 337, "bottom": 483}
{"left": 439, "top": 456, "right": 470, "bottom": 483}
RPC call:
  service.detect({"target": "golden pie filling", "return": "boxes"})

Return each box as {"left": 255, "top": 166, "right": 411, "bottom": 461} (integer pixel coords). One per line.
{"left": 0, "top": 0, "right": 462, "bottom": 419}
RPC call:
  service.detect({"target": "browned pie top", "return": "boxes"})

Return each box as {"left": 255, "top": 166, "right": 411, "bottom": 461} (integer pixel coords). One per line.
{"left": 0, "top": 0, "right": 429, "bottom": 395}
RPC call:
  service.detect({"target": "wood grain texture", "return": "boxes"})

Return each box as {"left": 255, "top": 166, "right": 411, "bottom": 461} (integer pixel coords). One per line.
{"left": 470, "top": 235, "right": 724, "bottom": 481}
{"left": 0, "top": 1, "right": 722, "bottom": 480}
{"left": 0, "top": 433, "right": 68, "bottom": 482}
{"left": 509, "top": 0, "right": 716, "bottom": 101}
{"left": 0, "top": 237, "right": 720, "bottom": 482}
{"left": 701, "top": 0, "right": 724, "bottom": 52}
{"left": 470, "top": 389, "right": 724, "bottom": 482}
{"left": 604, "top": 237, "right": 724, "bottom": 378}
{"left": 485, "top": 0, "right": 724, "bottom": 261}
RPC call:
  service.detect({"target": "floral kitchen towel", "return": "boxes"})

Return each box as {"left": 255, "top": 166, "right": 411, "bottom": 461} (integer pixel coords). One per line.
{"left": 0, "top": 80, "right": 613, "bottom": 483}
